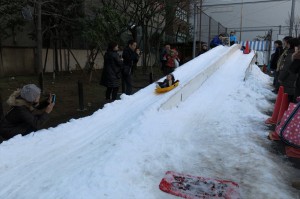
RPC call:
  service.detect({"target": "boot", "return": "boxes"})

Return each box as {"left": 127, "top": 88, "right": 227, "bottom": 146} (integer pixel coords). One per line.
{"left": 292, "top": 181, "right": 300, "bottom": 190}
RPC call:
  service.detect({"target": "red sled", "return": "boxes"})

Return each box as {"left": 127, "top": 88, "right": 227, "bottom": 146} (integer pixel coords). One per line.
{"left": 159, "top": 171, "right": 240, "bottom": 199}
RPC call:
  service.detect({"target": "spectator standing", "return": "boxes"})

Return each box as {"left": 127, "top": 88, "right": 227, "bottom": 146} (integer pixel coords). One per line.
{"left": 122, "top": 40, "right": 140, "bottom": 95}
{"left": 100, "top": 42, "right": 123, "bottom": 101}
{"left": 274, "top": 36, "right": 293, "bottom": 93}
{"left": 278, "top": 37, "right": 299, "bottom": 102}
{"left": 270, "top": 40, "right": 284, "bottom": 87}
{"left": 164, "top": 48, "right": 179, "bottom": 75}
{"left": 229, "top": 31, "right": 237, "bottom": 46}
{"left": 132, "top": 47, "right": 141, "bottom": 76}
{"left": 289, "top": 39, "right": 300, "bottom": 100}
{"left": 0, "top": 84, "right": 54, "bottom": 141}
{"left": 198, "top": 42, "right": 208, "bottom": 56}
{"left": 210, "top": 34, "right": 224, "bottom": 48}
{"left": 160, "top": 44, "right": 171, "bottom": 73}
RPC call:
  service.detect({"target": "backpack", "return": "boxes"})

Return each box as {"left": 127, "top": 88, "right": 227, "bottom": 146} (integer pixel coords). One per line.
{"left": 280, "top": 102, "right": 300, "bottom": 149}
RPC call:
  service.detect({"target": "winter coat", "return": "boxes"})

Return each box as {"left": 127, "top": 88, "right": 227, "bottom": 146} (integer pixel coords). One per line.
{"left": 289, "top": 51, "right": 300, "bottom": 98}
{"left": 210, "top": 36, "right": 223, "bottom": 48}
{"left": 278, "top": 48, "right": 297, "bottom": 96}
{"left": 100, "top": 50, "right": 123, "bottom": 88}
{"left": 157, "top": 79, "right": 174, "bottom": 88}
{"left": 270, "top": 46, "right": 283, "bottom": 70}
{"left": 230, "top": 35, "right": 237, "bottom": 43}
{"left": 165, "top": 49, "right": 179, "bottom": 68}
{"left": 276, "top": 48, "right": 289, "bottom": 72}
{"left": 122, "top": 46, "right": 139, "bottom": 76}
{"left": 0, "top": 90, "right": 50, "bottom": 140}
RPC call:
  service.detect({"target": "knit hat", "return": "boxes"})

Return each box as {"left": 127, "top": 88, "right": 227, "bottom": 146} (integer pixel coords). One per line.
{"left": 20, "top": 84, "right": 41, "bottom": 102}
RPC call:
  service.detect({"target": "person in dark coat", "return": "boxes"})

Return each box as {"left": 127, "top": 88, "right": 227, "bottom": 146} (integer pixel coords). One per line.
{"left": 210, "top": 34, "right": 224, "bottom": 48}
{"left": 160, "top": 44, "right": 171, "bottom": 73}
{"left": 100, "top": 42, "right": 123, "bottom": 101}
{"left": 271, "top": 40, "right": 283, "bottom": 87}
{"left": 278, "top": 38, "right": 300, "bottom": 102}
{"left": 0, "top": 84, "right": 55, "bottom": 142}
{"left": 122, "top": 40, "right": 140, "bottom": 95}
{"left": 289, "top": 40, "right": 300, "bottom": 101}
{"left": 274, "top": 36, "right": 293, "bottom": 93}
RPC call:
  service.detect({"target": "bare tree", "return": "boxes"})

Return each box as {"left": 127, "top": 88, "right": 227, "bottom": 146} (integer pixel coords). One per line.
{"left": 111, "top": 0, "right": 188, "bottom": 71}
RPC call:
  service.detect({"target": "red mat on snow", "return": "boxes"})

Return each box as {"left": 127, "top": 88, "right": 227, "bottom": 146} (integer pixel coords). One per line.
{"left": 159, "top": 171, "right": 240, "bottom": 199}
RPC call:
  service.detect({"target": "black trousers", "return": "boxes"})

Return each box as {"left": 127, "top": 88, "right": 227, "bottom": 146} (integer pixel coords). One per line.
{"left": 122, "top": 75, "right": 132, "bottom": 95}
{"left": 106, "top": 87, "right": 119, "bottom": 100}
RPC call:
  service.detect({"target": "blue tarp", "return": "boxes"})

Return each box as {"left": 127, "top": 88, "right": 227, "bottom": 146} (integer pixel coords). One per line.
{"left": 239, "top": 41, "right": 274, "bottom": 51}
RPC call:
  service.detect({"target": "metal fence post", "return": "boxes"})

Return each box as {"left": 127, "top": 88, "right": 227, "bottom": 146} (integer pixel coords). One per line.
{"left": 208, "top": 17, "right": 211, "bottom": 46}
{"left": 77, "top": 80, "right": 85, "bottom": 111}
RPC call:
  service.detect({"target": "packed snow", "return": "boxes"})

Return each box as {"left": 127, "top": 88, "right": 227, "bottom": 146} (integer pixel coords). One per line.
{"left": 0, "top": 45, "right": 299, "bottom": 199}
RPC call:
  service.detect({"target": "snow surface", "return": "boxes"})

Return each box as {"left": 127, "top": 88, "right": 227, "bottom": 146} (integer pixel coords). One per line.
{"left": 0, "top": 45, "right": 300, "bottom": 199}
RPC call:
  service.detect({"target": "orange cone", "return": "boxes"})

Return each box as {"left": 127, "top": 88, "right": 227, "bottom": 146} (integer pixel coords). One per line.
{"left": 262, "top": 65, "right": 267, "bottom": 73}
{"left": 243, "top": 41, "right": 250, "bottom": 54}
{"left": 285, "top": 146, "right": 300, "bottom": 158}
{"left": 276, "top": 93, "right": 289, "bottom": 124}
{"left": 268, "top": 93, "right": 289, "bottom": 141}
{"left": 265, "top": 86, "right": 284, "bottom": 125}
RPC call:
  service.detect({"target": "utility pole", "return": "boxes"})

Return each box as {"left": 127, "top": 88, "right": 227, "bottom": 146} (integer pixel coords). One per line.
{"left": 199, "top": 0, "right": 203, "bottom": 45}
{"left": 37, "top": 0, "right": 44, "bottom": 92}
{"left": 239, "top": 0, "right": 244, "bottom": 41}
{"left": 289, "top": 0, "right": 295, "bottom": 36}
{"left": 192, "top": 2, "right": 197, "bottom": 58}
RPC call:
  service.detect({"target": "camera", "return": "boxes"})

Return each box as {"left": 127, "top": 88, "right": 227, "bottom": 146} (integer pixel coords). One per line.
{"left": 51, "top": 94, "right": 56, "bottom": 103}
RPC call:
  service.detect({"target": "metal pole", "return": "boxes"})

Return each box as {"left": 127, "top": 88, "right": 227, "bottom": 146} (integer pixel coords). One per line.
{"left": 208, "top": 17, "right": 211, "bottom": 45}
{"left": 199, "top": 0, "right": 203, "bottom": 44}
{"left": 192, "top": 3, "right": 197, "bottom": 58}
{"left": 202, "top": 0, "right": 290, "bottom": 7}
{"left": 279, "top": 25, "right": 282, "bottom": 35}
{"left": 267, "top": 29, "right": 273, "bottom": 67}
{"left": 78, "top": 80, "right": 85, "bottom": 111}
{"left": 239, "top": 0, "right": 243, "bottom": 41}
{"left": 37, "top": 0, "right": 44, "bottom": 92}
{"left": 289, "top": 0, "right": 295, "bottom": 36}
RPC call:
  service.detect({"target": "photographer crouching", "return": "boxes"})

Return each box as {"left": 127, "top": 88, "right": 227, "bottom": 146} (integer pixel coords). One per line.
{"left": 0, "top": 84, "right": 55, "bottom": 143}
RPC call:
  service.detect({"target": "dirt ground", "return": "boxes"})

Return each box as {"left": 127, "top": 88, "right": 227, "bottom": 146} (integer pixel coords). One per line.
{"left": 0, "top": 66, "right": 164, "bottom": 129}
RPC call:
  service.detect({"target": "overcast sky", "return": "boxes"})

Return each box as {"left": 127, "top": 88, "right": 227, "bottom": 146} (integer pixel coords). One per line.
{"left": 202, "top": 0, "right": 299, "bottom": 40}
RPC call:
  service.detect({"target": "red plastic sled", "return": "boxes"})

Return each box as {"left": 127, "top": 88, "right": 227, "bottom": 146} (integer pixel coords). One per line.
{"left": 159, "top": 171, "right": 240, "bottom": 199}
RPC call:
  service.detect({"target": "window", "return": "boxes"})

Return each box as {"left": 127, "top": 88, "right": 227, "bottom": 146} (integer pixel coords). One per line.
{"left": 175, "top": 7, "right": 188, "bottom": 22}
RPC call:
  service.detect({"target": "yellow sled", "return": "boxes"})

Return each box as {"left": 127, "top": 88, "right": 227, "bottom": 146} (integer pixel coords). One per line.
{"left": 155, "top": 81, "right": 179, "bottom": 93}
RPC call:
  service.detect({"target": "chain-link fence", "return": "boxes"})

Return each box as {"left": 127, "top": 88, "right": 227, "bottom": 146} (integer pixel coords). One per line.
{"left": 193, "top": 7, "right": 228, "bottom": 47}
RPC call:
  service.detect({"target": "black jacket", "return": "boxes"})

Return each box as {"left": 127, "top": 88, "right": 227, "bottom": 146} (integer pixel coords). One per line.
{"left": 278, "top": 48, "right": 297, "bottom": 96}
{"left": 100, "top": 50, "right": 123, "bottom": 88}
{"left": 270, "top": 46, "right": 283, "bottom": 70}
{"left": 122, "top": 47, "right": 139, "bottom": 75}
{"left": 0, "top": 90, "right": 50, "bottom": 140}
{"left": 289, "top": 58, "right": 300, "bottom": 98}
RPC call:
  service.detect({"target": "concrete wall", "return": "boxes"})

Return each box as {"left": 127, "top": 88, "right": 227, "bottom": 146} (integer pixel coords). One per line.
{"left": 42, "top": 48, "right": 104, "bottom": 73}
{"left": 0, "top": 47, "right": 104, "bottom": 76}
{"left": 0, "top": 47, "right": 146, "bottom": 76}
{"left": 0, "top": 47, "right": 36, "bottom": 75}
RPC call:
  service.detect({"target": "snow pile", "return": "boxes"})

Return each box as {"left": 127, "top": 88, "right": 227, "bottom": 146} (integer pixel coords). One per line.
{"left": 0, "top": 46, "right": 299, "bottom": 199}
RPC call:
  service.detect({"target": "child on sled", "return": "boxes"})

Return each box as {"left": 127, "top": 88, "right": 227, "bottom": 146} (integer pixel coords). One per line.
{"left": 156, "top": 74, "right": 175, "bottom": 88}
